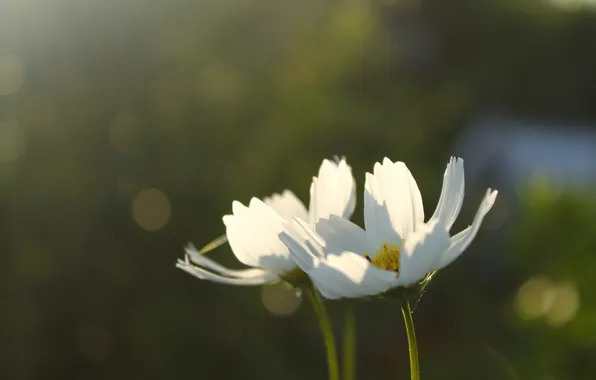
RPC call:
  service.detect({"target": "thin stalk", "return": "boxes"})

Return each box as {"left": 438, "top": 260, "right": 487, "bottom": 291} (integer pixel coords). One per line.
{"left": 401, "top": 299, "right": 420, "bottom": 380}
{"left": 307, "top": 287, "right": 340, "bottom": 380}
{"left": 342, "top": 303, "right": 356, "bottom": 380}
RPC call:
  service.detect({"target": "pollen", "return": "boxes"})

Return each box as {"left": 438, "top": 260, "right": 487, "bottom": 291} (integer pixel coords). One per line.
{"left": 364, "top": 242, "right": 401, "bottom": 272}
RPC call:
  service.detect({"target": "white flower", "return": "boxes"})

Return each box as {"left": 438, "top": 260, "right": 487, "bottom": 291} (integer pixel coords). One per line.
{"left": 279, "top": 157, "right": 498, "bottom": 299}
{"left": 176, "top": 158, "right": 356, "bottom": 286}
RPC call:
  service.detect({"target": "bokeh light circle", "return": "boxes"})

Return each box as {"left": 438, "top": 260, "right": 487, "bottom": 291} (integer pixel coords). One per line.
{"left": 515, "top": 275, "right": 556, "bottom": 320}
{"left": 132, "top": 188, "right": 171, "bottom": 231}
{"left": 261, "top": 282, "right": 302, "bottom": 317}
{"left": 546, "top": 282, "right": 580, "bottom": 327}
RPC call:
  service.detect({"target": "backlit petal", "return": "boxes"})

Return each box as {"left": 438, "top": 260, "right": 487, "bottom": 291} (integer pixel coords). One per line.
{"left": 309, "top": 252, "right": 397, "bottom": 299}
{"left": 185, "top": 244, "right": 275, "bottom": 279}
{"left": 365, "top": 158, "right": 424, "bottom": 241}
{"left": 279, "top": 218, "right": 395, "bottom": 299}
{"left": 436, "top": 189, "right": 498, "bottom": 270}
{"left": 176, "top": 257, "right": 278, "bottom": 285}
{"left": 364, "top": 173, "right": 403, "bottom": 247}
{"left": 308, "top": 158, "right": 356, "bottom": 224}
{"left": 428, "top": 157, "right": 465, "bottom": 231}
{"left": 278, "top": 217, "right": 326, "bottom": 273}
{"left": 223, "top": 198, "right": 295, "bottom": 272}
{"left": 314, "top": 215, "right": 373, "bottom": 256}
{"left": 394, "top": 220, "right": 450, "bottom": 287}
{"left": 263, "top": 189, "right": 309, "bottom": 221}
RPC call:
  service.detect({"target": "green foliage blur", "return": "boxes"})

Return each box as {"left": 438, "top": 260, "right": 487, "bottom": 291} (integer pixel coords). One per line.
{"left": 1, "top": 0, "right": 596, "bottom": 379}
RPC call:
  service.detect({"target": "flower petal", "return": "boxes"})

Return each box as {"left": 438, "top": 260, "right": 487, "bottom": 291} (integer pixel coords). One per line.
{"left": 278, "top": 217, "right": 326, "bottom": 273}
{"left": 428, "top": 157, "right": 465, "bottom": 231}
{"left": 279, "top": 218, "right": 396, "bottom": 299}
{"left": 279, "top": 218, "right": 355, "bottom": 299}
{"left": 314, "top": 216, "right": 373, "bottom": 256}
{"left": 364, "top": 173, "right": 403, "bottom": 247}
{"left": 308, "top": 158, "right": 356, "bottom": 224}
{"left": 436, "top": 189, "right": 498, "bottom": 270}
{"left": 309, "top": 253, "right": 397, "bottom": 299}
{"left": 176, "top": 257, "right": 278, "bottom": 285}
{"left": 263, "top": 189, "right": 309, "bottom": 221}
{"left": 365, "top": 158, "right": 424, "bottom": 241}
{"left": 185, "top": 244, "right": 274, "bottom": 279}
{"left": 223, "top": 198, "right": 295, "bottom": 272}
{"left": 394, "top": 220, "right": 450, "bottom": 287}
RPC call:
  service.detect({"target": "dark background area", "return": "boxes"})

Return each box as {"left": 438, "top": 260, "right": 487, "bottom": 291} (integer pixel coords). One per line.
{"left": 1, "top": 0, "right": 596, "bottom": 379}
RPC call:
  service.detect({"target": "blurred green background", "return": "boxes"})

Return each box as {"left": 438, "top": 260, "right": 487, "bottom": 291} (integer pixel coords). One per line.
{"left": 2, "top": 0, "right": 596, "bottom": 379}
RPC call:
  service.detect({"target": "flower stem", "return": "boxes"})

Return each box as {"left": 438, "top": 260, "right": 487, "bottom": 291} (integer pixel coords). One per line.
{"left": 342, "top": 303, "right": 356, "bottom": 380}
{"left": 401, "top": 299, "right": 420, "bottom": 380}
{"left": 307, "top": 287, "right": 340, "bottom": 380}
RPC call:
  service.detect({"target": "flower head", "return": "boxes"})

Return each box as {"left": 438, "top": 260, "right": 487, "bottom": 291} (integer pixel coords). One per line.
{"left": 279, "top": 157, "right": 498, "bottom": 299}
{"left": 176, "top": 158, "right": 356, "bottom": 286}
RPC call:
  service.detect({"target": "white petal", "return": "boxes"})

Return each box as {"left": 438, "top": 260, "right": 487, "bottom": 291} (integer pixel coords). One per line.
{"left": 394, "top": 220, "right": 450, "bottom": 287}
{"left": 279, "top": 218, "right": 395, "bottom": 299}
{"left": 365, "top": 158, "right": 424, "bottom": 241}
{"left": 436, "top": 189, "right": 498, "bottom": 270}
{"left": 263, "top": 189, "right": 309, "bottom": 221}
{"left": 308, "top": 158, "right": 356, "bottom": 224}
{"left": 278, "top": 217, "right": 326, "bottom": 273}
{"left": 311, "top": 281, "right": 343, "bottom": 300}
{"left": 314, "top": 216, "right": 373, "bottom": 256}
{"left": 176, "top": 257, "right": 278, "bottom": 285}
{"left": 185, "top": 245, "right": 274, "bottom": 279}
{"left": 223, "top": 198, "right": 296, "bottom": 272}
{"left": 309, "top": 252, "right": 397, "bottom": 299}
{"left": 364, "top": 173, "right": 403, "bottom": 247}
{"left": 428, "top": 157, "right": 465, "bottom": 231}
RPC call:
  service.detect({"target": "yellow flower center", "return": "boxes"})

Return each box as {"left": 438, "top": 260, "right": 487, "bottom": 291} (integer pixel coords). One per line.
{"left": 365, "top": 242, "right": 401, "bottom": 272}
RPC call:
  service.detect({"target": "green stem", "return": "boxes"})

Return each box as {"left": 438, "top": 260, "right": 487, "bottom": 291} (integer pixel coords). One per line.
{"left": 401, "top": 299, "right": 420, "bottom": 380}
{"left": 342, "top": 303, "right": 356, "bottom": 380}
{"left": 307, "top": 287, "right": 340, "bottom": 380}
